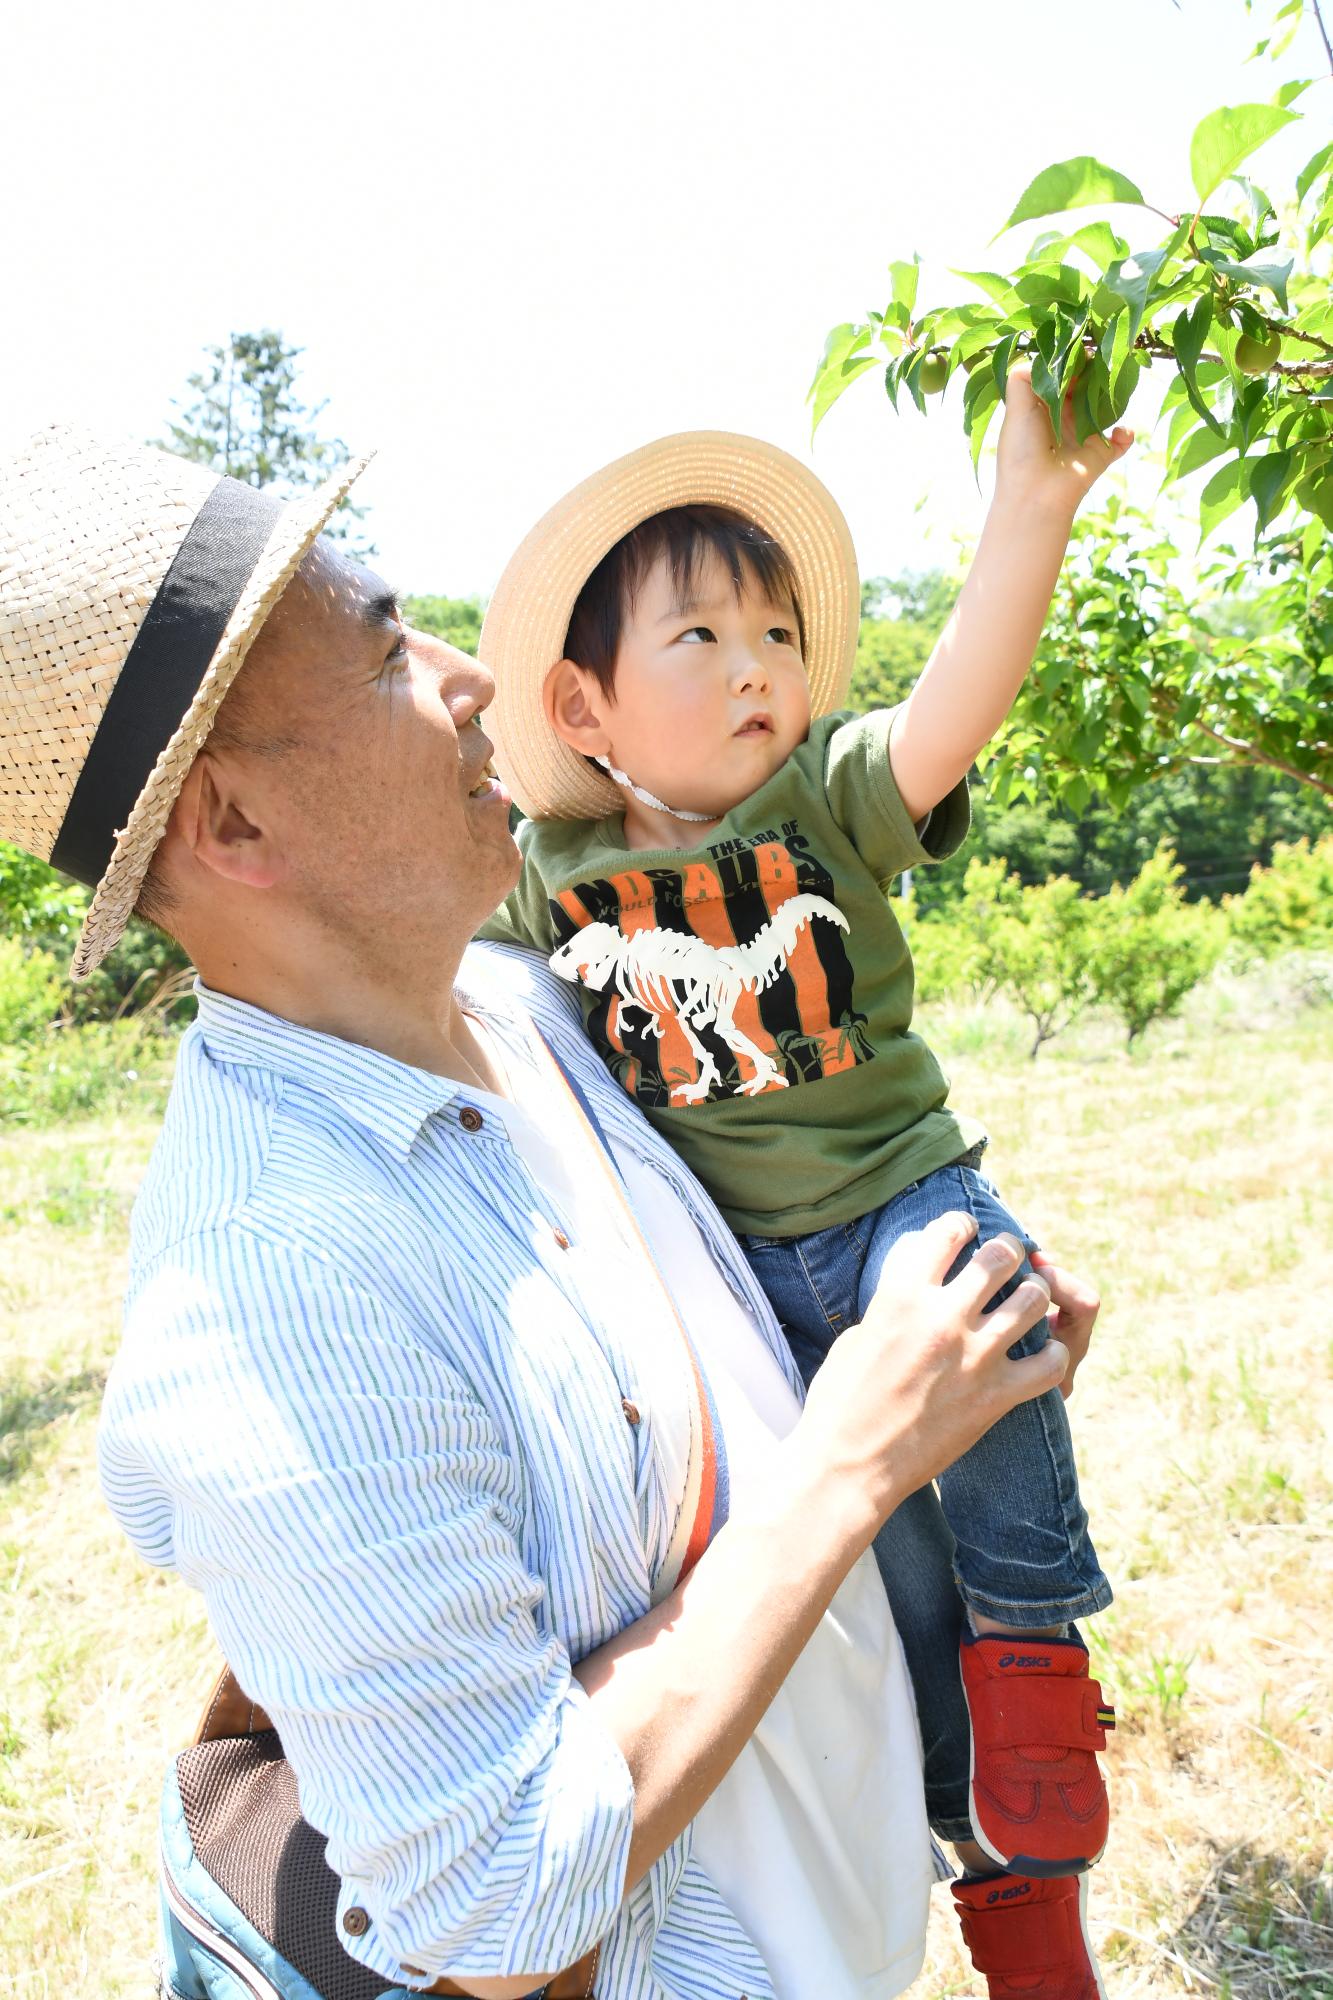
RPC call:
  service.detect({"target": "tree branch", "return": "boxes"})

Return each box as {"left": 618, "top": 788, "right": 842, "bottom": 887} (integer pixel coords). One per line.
{"left": 1312, "top": 0, "right": 1333, "bottom": 75}
{"left": 1134, "top": 336, "right": 1333, "bottom": 376}
{"left": 1187, "top": 714, "right": 1333, "bottom": 798}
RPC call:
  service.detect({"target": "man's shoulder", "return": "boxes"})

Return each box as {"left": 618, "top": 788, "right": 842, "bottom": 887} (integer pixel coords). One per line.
{"left": 129, "top": 1016, "right": 418, "bottom": 1292}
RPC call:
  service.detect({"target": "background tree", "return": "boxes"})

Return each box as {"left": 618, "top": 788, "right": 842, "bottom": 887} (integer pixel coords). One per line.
{"left": 1086, "top": 845, "right": 1224, "bottom": 1047}
{"left": 848, "top": 567, "right": 1326, "bottom": 916}
{"left": 811, "top": 0, "right": 1333, "bottom": 808}
{"left": 160, "top": 329, "right": 372, "bottom": 553}
{"left": 402, "top": 594, "right": 485, "bottom": 655}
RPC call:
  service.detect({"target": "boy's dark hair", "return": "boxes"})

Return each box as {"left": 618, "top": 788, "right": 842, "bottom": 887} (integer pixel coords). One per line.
{"left": 563, "top": 504, "right": 804, "bottom": 697}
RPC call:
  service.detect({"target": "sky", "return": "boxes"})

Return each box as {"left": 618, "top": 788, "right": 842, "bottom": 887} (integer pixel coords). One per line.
{"left": 3, "top": 0, "right": 1325, "bottom": 598}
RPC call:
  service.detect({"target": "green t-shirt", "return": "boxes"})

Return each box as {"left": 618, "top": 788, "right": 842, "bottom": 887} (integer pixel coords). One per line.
{"left": 479, "top": 707, "right": 985, "bottom": 1235}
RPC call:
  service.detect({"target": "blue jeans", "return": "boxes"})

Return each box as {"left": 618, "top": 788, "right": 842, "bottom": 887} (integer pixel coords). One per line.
{"left": 741, "top": 1161, "right": 1112, "bottom": 1844}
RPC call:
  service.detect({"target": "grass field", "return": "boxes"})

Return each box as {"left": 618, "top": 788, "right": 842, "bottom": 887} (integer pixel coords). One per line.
{"left": 2, "top": 964, "right": 1331, "bottom": 1999}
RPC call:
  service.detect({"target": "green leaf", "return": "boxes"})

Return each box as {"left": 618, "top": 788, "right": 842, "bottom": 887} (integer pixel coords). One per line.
{"left": 1030, "top": 349, "right": 1064, "bottom": 439}
{"left": 997, "top": 156, "right": 1146, "bottom": 236}
{"left": 1103, "top": 250, "right": 1168, "bottom": 344}
{"left": 1296, "top": 140, "right": 1333, "bottom": 203}
{"left": 810, "top": 352, "right": 878, "bottom": 432}
{"left": 889, "top": 258, "right": 920, "bottom": 316}
{"left": 1015, "top": 266, "right": 1088, "bottom": 310}
{"left": 1167, "top": 424, "right": 1231, "bottom": 486}
{"left": 1199, "top": 456, "right": 1254, "bottom": 544}
{"left": 952, "top": 270, "right": 1018, "bottom": 308}
{"left": 964, "top": 372, "right": 1003, "bottom": 479}
{"left": 1201, "top": 249, "right": 1293, "bottom": 311}
{"left": 1063, "top": 221, "right": 1131, "bottom": 269}
{"left": 1295, "top": 470, "right": 1333, "bottom": 530}
{"left": 900, "top": 346, "right": 930, "bottom": 416}
{"left": 1251, "top": 448, "right": 1293, "bottom": 529}
{"left": 1188, "top": 104, "right": 1299, "bottom": 206}
{"left": 1273, "top": 77, "right": 1312, "bottom": 109}
{"left": 1109, "top": 352, "right": 1144, "bottom": 423}
{"left": 1071, "top": 360, "right": 1105, "bottom": 445}
{"left": 1166, "top": 395, "right": 1202, "bottom": 460}
{"left": 809, "top": 323, "right": 879, "bottom": 432}
{"left": 990, "top": 331, "right": 1019, "bottom": 397}
{"left": 1302, "top": 516, "right": 1326, "bottom": 566}
{"left": 1174, "top": 290, "right": 1213, "bottom": 378}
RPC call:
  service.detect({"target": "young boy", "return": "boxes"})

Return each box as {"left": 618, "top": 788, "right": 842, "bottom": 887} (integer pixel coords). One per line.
{"left": 478, "top": 377, "right": 1130, "bottom": 1998}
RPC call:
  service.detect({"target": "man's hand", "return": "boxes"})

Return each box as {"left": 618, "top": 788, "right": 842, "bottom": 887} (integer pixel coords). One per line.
{"left": 796, "top": 1212, "right": 1067, "bottom": 1531}
{"left": 993, "top": 361, "right": 1133, "bottom": 522}
{"left": 1029, "top": 1250, "right": 1099, "bottom": 1401}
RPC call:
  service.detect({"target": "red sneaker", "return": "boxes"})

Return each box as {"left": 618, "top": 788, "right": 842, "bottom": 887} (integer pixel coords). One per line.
{"left": 953, "top": 1871, "right": 1108, "bottom": 1999}
{"left": 961, "top": 1631, "right": 1115, "bottom": 1876}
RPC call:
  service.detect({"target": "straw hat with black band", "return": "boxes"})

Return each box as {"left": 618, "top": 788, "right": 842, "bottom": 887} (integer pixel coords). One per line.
{"left": 481, "top": 430, "right": 862, "bottom": 824}
{"left": 0, "top": 424, "right": 370, "bottom": 980}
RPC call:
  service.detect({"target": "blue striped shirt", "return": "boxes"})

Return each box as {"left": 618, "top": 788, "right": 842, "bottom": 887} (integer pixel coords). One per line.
{"left": 100, "top": 943, "right": 829, "bottom": 1995}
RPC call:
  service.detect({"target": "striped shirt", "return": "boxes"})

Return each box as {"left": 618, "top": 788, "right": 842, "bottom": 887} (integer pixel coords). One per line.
{"left": 99, "top": 944, "right": 924, "bottom": 1995}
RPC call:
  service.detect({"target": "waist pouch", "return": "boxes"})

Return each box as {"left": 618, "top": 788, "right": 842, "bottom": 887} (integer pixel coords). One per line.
{"left": 159, "top": 1667, "right": 600, "bottom": 2000}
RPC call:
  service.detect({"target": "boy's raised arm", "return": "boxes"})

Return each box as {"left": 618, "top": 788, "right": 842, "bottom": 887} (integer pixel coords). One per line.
{"left": 888, "top": 367, "right": 1132, "bottom": 825}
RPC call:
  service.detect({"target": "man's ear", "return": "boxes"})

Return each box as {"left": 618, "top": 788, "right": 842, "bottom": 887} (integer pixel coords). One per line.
{"left": 171, "top": 753, "right": 284, "bottom": 890}
{"left": 544, "top": 660, "right": 613, "bottom": 759}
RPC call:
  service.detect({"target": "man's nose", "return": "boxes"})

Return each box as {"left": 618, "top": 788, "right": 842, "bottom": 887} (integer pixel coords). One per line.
{"left": 416, "top": 629, "right": 495, "bottom": 721}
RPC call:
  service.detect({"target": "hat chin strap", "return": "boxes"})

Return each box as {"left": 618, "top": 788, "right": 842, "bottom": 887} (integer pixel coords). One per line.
{"left": 593, "top": 754, "right": 716, "bottom": 824}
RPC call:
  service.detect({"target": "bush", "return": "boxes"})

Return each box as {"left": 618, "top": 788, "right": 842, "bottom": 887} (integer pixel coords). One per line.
{"left": 906, "top": 910, "right": 981, "bottom": 1003}
{"left": 0, "top": 937, "right": 61, "bottom": 1043}
{"left": 0, "top": 1018, "right": 178, "bottom": 1127}
{"left": 1087, "top": 847, "right": 1223, "bottom": 1049}
{"left": 949, "top": 859, "right": 1100, "bottom": 1058}
{"left": 1225, "top": 835, "right": 1333, "bottom": 962}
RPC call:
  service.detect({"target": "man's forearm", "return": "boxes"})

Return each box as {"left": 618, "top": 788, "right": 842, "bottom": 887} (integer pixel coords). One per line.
{"left": 572, "top": 1427, "right": 881, "bottom": 1889}
{"left": 455, "top": 1440, "right": 878, "bottom": 1999}
{"left": 890, "top": 492, "right": 1074, "bottom": 821}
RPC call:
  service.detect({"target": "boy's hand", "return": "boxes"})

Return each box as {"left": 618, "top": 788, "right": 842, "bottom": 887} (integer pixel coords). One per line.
{"left": 994, "top": 362, "right": 1133, "bottom": 521}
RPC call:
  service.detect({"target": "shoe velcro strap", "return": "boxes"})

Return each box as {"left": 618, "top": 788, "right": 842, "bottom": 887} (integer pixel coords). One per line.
{"left": 958, "top": 1896, "right": 1078, "bottom": 1974}
{"left": 969, "top": 1675, "right": 1113, "bottom": 1754}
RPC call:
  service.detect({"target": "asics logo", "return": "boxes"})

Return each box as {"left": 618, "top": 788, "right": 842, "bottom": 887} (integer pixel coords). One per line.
{"left": 986, "top": 1882, "right": 1032, "bottom": 1905}
{"left": 998, "top": 1653, "right": 1052, "bottom": 1669}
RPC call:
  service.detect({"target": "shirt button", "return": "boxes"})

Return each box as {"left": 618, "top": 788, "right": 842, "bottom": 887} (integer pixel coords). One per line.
{"left": 621, "top": 1397, "right": 641, "bottom": 1426}
{"left": 553, "top": 1227, "right": 570, "bottom": 1250}
{"left": 341, "top": 1906, "right": 371, "bottom": 1937}
{"left": 458, "top": 1106, "right": 484, "bottom": 1133}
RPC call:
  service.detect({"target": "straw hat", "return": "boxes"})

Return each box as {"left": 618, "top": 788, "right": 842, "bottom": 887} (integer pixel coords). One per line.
{"left": 481, "top": 431, "right": 860, "bottom": 821}
{"left": 0, "top": 424, "right": 369, "bottom": 978}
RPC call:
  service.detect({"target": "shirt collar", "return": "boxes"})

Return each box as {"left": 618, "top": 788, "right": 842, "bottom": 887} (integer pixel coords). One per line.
{"left": 193, "top": 982, "right": 467, "bottom": 1163}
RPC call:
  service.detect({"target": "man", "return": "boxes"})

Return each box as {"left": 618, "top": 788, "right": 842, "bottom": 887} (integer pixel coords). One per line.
{"left": 1, "top": 428, "right": 1097, "bottom": 1999}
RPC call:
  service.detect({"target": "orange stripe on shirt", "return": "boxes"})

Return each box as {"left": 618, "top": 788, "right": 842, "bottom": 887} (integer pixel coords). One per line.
{"left": 680, "top": 861, "right": 785, "bottom": 1095}
{"left": 608, "top": 868, "right": 698, "bottom": 1102}
{"left": 755, "top": 843, "right": 857, "bottom": 1078}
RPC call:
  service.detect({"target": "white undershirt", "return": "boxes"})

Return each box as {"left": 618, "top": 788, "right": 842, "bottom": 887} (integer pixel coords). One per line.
{"left": 466, "top": 1021, "right": 933, "bottom": 1998}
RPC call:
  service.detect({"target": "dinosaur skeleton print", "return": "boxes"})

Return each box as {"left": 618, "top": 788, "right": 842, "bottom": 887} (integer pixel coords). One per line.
{"left": 547, "top": 822, "right": 875, "bottom": 1111}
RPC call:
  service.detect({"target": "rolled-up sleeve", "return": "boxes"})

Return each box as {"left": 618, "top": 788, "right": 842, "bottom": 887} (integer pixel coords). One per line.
{"left": 98, "top": 1226, "right": 635, "bottom": 1985}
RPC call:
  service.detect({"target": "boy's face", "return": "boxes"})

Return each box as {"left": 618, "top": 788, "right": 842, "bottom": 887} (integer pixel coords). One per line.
{"left": 563, "top": 548, "right": 811, "bottom": 823}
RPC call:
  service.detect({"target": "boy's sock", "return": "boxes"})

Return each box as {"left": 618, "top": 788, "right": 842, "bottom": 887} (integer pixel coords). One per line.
{"left": 952, "top": 1870, "right": 1108, "bottom": 2000}
{"left": 960, "top": 1628, "right": 1115, "bottom": 1876}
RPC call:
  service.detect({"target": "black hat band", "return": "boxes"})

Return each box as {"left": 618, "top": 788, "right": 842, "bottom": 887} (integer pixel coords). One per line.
{"left": 51, "top": 476, "right": 284, "bottom": 891}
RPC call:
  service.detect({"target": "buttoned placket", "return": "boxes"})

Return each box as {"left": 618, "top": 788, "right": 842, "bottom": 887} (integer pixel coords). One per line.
{"left": 437, "top": 1104, "right": 651, "bottom": 1456}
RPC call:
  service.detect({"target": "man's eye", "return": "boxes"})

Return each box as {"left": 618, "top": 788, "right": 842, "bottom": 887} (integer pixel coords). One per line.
{"left": 678, "top": 626, "right": 715, "bottom": 645}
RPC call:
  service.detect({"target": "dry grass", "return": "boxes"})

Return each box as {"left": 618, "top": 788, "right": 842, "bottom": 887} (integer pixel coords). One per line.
{"left": 916, "top": 977, "right": 1333, "bottom": 1999}
{"left": 1, "top": 969, "right": 1330, "bottom": 1998}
